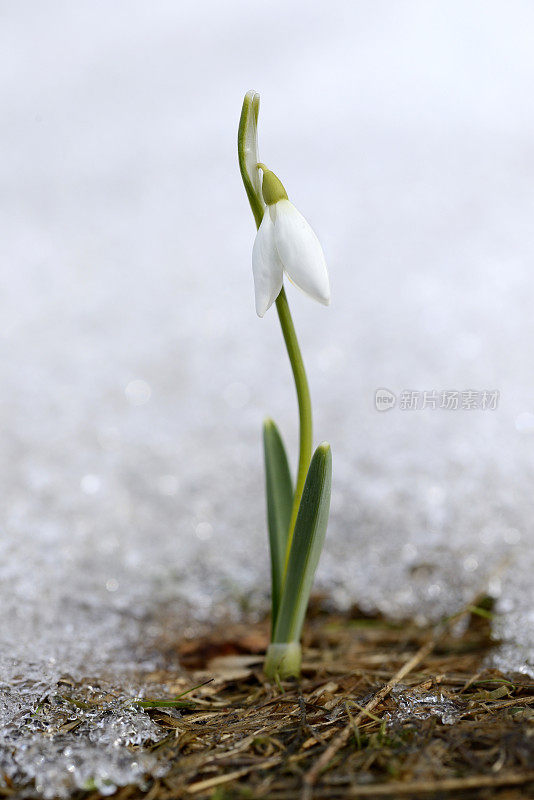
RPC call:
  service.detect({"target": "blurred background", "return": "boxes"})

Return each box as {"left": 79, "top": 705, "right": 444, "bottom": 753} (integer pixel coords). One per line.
{"left": 1, "top": 0, "right": 534, "bottom": 790}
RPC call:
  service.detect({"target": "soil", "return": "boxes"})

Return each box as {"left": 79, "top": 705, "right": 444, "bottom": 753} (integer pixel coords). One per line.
{"left": 69, "top": 595, "right": 534, "bottom": 800}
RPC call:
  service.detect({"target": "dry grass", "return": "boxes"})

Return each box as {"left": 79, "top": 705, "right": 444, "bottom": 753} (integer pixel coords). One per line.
{"left": 5, "top": 597, "right": 532, "bottom": 800}
{"left": 81, "top": 596, "right": 534, "bottom": 800}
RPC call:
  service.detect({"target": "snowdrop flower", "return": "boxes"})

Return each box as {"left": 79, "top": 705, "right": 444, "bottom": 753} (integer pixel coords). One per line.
{"left": 252, "top": 165, "right": 330, "bottom": 317}
{"left": 238, "top": 91, "right": 333, "bottom": 681}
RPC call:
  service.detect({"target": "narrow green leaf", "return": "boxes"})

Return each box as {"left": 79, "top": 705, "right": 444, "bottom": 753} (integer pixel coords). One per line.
{"left": 273, "top": 443, "right": 332, "bottom": 644}
{"left": 133, "top": 699, "right": 195, "bottom": 709}
{"left": 263, "top": 418, "right": 294, "bottom": 629}
{"left": 127, "top": 679, "right": 213, "bottom": 709}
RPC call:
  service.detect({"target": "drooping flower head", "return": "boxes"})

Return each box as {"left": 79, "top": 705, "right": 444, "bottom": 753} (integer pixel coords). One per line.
{"left": 252, "top": 166, "right": 330, "bottom": 317}
{"left": 238, "top": 91, "right": 330, "bottom": 318}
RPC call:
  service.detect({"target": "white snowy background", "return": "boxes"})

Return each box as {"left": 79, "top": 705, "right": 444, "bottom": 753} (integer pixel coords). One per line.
{"left": 1, "top": 1, "right": 533, "bottom": 794}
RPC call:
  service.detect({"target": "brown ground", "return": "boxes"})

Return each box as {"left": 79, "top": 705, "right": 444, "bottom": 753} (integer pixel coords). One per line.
{"left": 84, "top": 596, "right": 534, "bottom": 800}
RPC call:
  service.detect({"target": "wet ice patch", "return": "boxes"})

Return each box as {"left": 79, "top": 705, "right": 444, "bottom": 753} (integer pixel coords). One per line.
{"left": 0, "top": 673, "right": 167, "bottom": 799}
{"left": 386, "top": 685, "right": 462, "bottom": 727}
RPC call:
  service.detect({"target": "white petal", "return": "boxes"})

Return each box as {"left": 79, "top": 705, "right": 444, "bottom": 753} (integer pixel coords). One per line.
{"left": 272, "top": 199, "right": 330, "bottom": 306}
{"left": 252, "top": 208, "right": 284, "bottom": 317}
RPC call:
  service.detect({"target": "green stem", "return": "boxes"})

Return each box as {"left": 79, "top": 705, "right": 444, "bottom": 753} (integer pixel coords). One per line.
{"left": 275, "top": 288, "right": 313, "bottom": 575}
{"left": 237, "top": 91, "right": 313, "bottom": 580}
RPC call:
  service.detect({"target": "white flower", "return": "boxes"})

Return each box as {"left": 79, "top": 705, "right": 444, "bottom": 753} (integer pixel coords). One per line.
{"left": 239, "top": 97, "right": 330, "bottom": 318}
{"left": 252, "top": 168, "right": 330, "bottom": 318}
{"left": 253, "top": 201, "right": 330, "bottom": 317}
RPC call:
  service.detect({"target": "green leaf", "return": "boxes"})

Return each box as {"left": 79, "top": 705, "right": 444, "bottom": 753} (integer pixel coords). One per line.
{"left": 273, "top": 443, "right": 332, "bottom": 644}
{"left": 132, "top": 699, "right": 195, "bottom": 709}
{"left": 263, "top": 418, "right": 294, "bottom": 629}
{"left": 127, "top": 679, "right": 213, "bottom": 709}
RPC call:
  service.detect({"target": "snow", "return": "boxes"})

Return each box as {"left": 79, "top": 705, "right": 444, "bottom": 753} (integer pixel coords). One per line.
{"left": 1, "top": 0, "right": 533, "bottom": 794}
